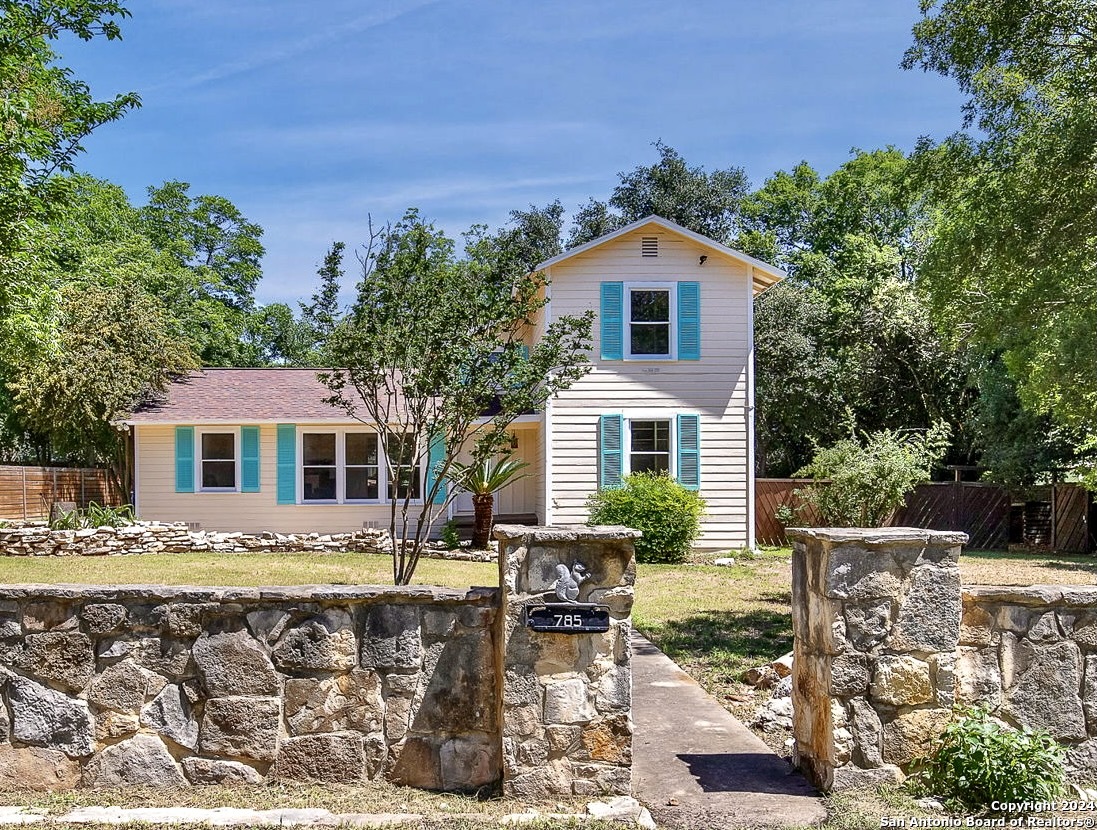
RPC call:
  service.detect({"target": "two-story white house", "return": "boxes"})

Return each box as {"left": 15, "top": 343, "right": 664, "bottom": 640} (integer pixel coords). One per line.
{"left": 123, "top": 215, "right": 784, "bottom": 550}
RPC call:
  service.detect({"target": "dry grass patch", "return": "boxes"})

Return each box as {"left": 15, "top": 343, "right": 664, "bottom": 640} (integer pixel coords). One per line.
{"left": 961, "top": 548, "right": 1097, "bottom": 585}
{"left": 0, "top": 552, "right": 498, "bottom": 590}
{"left": 18, "top": 782, "right": 593, "bottom": 822}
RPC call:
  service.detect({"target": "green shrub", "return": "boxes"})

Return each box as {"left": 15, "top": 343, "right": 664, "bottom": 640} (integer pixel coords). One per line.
{"left": 913, "top": 707, "right": 1065, "bottom": 813}
{"left": 586, "top": 472, "right": 705, "bottom": 563}
{"left": 440, "top": 519, "right": 461, "bottom": 550}
{"left": 84, "top": 502, "right": 135, "bottom": 527}
{"left": 49, "top": 502, "right": 135, "bottom": 530}
{"left": 793, "top": 421, "right": 951, "bottom": 527}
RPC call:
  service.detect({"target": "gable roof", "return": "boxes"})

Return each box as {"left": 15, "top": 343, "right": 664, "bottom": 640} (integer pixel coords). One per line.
{"left": 124, "top": 368, "right": 354, "bottom": 425}
{"left": 535, "top": 214, "right": 785, "bottom": 294}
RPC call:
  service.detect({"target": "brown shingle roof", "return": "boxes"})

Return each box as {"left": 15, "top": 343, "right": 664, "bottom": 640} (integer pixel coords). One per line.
{"left": 127, "top": 369, "right": 359, "bottom": 424}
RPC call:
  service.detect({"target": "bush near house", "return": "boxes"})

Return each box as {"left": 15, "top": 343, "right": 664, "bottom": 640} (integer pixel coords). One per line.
{"left": 587, "top": 472, "right": 705, "bottom": 564}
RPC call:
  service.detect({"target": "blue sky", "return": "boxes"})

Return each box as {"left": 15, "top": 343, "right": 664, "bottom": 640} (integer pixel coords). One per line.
{"left": 67, "top": 0, "right": 966, "bottom": 306}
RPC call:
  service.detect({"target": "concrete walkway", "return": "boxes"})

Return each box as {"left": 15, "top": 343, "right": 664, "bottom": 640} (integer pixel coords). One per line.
{"left": 632, "top": 634, "right": 826, "bottom": 829}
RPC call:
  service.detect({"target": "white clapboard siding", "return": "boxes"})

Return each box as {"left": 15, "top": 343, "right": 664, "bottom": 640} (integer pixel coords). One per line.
{"left": 136, "top": 424, "right": 449, "bottom": 535}
{"left": 543, "top": 227, "right": 753, "bottom": 549}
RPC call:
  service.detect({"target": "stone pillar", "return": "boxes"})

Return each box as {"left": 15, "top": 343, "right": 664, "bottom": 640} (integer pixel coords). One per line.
{"left": 787, "top": 527, "right": 967, "bottom": 791}
{"left": 494, "top": 525, "right": 640, "bottom": 798}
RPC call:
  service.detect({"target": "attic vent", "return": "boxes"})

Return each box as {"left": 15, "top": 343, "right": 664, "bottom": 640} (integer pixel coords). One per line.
{"left": 641, "top": 237, "right": 659, "bottom": 257}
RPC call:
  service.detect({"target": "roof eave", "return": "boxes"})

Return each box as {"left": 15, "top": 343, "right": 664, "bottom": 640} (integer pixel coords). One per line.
{"left": 534, "top": 214, "right": 787, "bottom": 292}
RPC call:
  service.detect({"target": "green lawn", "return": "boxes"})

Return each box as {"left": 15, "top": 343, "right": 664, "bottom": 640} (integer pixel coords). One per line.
{"left": 3, "top": 546, "right": 1096, "bottom": 828}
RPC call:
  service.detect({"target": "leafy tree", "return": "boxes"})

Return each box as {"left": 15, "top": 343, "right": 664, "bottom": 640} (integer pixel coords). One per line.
{"left": 322, "top": 210, "right": 593, "bottom": 585}
{"left": 792, "top": 422, "right": 952, "bottom": 527}
{"left": 448, "top": 455, "right": 530, "bottom": 550}
{"left": 565, "top": 198, "right": 623, "bottom": 248}
{"left": 299, "top": 241, "right": 345, "bottom": 363}
{"left": 494, "top": 201, "right": 564, "bottom": 272}
{"left": 609, "top": 141, "right": 749, "bottom": 244}
{"left": 241, "top": 302, "right": 313, "bottom": 367}
{"left": 743, "top": 151, "right": 972, "bottom": 476}
{"left": 140, "top": 181, "right": 264, "bottom": 311}
{"left": 9, "top": 280, "right": 197, "bottom": 490}
{"left": 0, "top": 0, "right": 138, "bottom": 411}
{"left": 905, "top": 0, "right": 1097, "bottom": 480}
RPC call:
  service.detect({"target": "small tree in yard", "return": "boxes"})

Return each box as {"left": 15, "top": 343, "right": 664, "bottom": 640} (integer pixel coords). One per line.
{"left": 449, "top": 455, "right": 530, "bottom": 550}
{"left": 321, "top": 210, "right": 593, "bottom": 585}
{"left": 792, "top": 421, "right": 951, "bottom": 527}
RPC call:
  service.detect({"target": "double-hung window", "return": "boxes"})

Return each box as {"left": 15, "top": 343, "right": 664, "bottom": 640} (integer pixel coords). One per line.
{"left": 628, "top": 286, "right": 673, "bottom": 358}
{"left": 199, "top": 432, "right": 237, "bottom": 491}
{"left": 302, "top": 433, "right": 338, "bottom": 501}
{"left": 300, "top": 431, "right": 381, "bottom": 503}
{"left": 386, "top": 435, "right": 422, "bottom": 501}
{"left": 345, "top": 433, "right": 380, "bottom": 500}
{"left": 629, "top": 419, "right": 672, "bottom": 475}
{"left": 598, "top": 413, "right": 701, "bottom": 490}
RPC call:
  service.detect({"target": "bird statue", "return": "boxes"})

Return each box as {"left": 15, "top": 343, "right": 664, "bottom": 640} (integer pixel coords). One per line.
{"left": 554, "top": 562, "right": 589, "bottom": 603}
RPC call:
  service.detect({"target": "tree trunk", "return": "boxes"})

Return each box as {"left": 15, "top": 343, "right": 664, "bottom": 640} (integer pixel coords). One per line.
{"left": 471, "top": 493, "right": 494, "bottom": 549}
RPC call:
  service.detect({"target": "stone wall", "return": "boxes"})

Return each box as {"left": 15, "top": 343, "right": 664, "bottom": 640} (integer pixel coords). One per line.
{"left": 790, "top": 527, "right": 1097, "bottom": 790}
{"left": 0, "top": 584, "right": 499, "bottom": 791}
{"left": 0, "top": 522, "right": 492, "bottom": 561}
{"left": 961, "top": 585, "right": 1097, "bottom": 777}
{"left": 788, "top": 527, "right": 966, "bottom": 791}
{"left": 0, "top": 524, "right": 639, "bottom": 794}
{"left": 495, "top": 525, "right": 639, "bottom": 799}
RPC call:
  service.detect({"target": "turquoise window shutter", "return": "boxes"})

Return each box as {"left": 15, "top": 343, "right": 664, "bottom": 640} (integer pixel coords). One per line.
{"left": 276, "top": 424, "right": 296, "bottom": 505}
{"left": 677, "top": 414, "right": 701, "bottom": 490}
{"left": 598, "top": 414, "right": 624, "bottom": 488}
{"left": 427, "top": 436, "right": 446, "bottom": 504}
{"left": 240, "top": 426, "right": 260, "bottom": 493}
{"left": 600, "top": 282, "right": 624, "bottom": 360}
{"left": 174, "top": 426, "right": 194, "bottom": 493}
{"left": 677, "top": 281, "right": 701, "bottom": 360}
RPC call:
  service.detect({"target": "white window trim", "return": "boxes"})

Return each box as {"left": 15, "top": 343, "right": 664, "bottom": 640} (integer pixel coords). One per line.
{"left": 297, "top": 428, "right": 415, "bottom": 506}
{"left": 624, "top": 281, "right": 677, "bottom": 361}
{"left": 195, "top": 428, "right": 240, "bottom": 493}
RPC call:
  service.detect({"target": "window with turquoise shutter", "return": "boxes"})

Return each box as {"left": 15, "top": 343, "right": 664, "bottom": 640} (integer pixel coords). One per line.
{"left": 240, "top": 426, "right": 260, "bottom": 493}
{"left": 600, "top": 282, "right": 624, "bottom": 360}
{"left": 276, "top": 424, "right": 297, "bottom": 504}
{"left": 598, "top": 414, "right": 624, "bottom": 488}
{"left": 676, "top": 414, "right": 701, "bottom": 490}
{"left": 174, "top": 426, "right": 194, "bottom": 493}
{"left": 677, "top": 281, "right": 701, "bottom": 360}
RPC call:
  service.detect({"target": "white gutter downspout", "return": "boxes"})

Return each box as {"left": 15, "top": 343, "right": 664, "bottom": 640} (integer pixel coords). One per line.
{"left": 746, "top": 266, "right": 757, "bottom": 552}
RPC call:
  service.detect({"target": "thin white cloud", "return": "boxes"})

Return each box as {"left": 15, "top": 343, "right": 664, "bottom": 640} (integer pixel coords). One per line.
{"left": 148, "top": 0, "right": 440, "bottom": 91}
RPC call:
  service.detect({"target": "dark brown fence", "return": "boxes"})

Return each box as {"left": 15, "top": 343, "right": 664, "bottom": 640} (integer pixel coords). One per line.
{"left": 0, "top": 466, "right": 123, "bottom": 522}
{"left": 756, "top": 478, "right": 1093, "bottom": 553}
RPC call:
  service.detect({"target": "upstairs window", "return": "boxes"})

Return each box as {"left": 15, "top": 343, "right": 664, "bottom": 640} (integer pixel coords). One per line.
{"left": 200, "top": 432, "right": 236, "bottom": 490}
{"left": 628, "top": 285, "right": 673, "bottom": 358}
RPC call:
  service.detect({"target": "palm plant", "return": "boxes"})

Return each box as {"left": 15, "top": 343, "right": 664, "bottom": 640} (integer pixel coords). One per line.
{"left": 448, "top": 455, "right": 530, "bottom": 549}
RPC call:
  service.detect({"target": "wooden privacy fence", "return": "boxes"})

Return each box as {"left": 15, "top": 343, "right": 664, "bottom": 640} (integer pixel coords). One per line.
{"left": 0, "top": 466, "right": 123, "bottom": 522}
{"left": 756, "top": 478, "right": 1093, "bottom": 552}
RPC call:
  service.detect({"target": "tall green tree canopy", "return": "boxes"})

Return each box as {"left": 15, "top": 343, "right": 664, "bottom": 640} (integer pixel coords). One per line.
{"left": 906, "top": 0, "right": 1097, "bottom": 480}
{"left": 0, "top": 0, "right": 138, "bottom": 361}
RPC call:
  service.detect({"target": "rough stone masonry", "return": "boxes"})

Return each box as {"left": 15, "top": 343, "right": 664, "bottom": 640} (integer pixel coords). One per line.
{"left": 0, "top": 524, "right": 639, "bottom": 794}
{"left": 788, "top": 526, "right": 1097, "bottom": 790}
{"left": 0, "top": 584, "right": 499, "bottom": 791}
